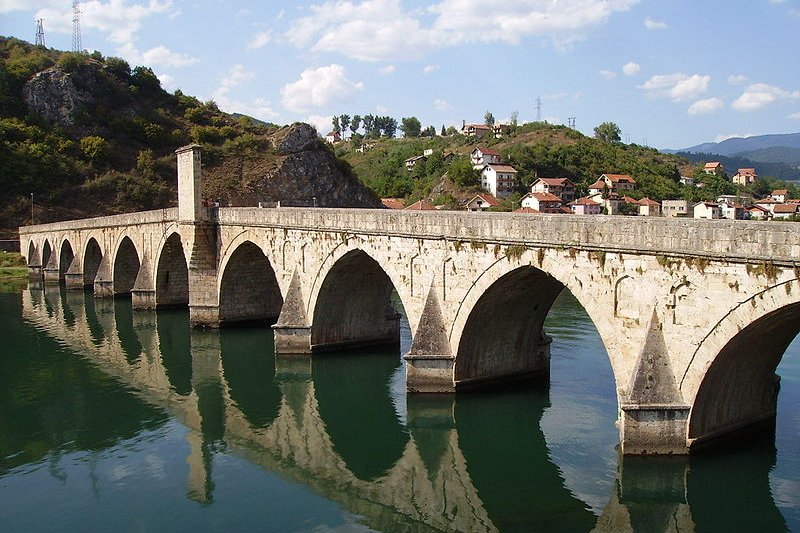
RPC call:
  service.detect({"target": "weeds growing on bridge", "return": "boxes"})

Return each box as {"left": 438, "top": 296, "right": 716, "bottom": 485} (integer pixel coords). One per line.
{"left": 506, "top": 245, "right": 526, "bottom": 261}
{"left": 746, "top": 261, "right": 781, "bottom": 282}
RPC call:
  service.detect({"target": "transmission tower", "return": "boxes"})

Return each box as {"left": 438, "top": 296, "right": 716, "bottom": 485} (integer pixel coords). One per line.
{"left": 72, "top": 1, "right": 82, "bottom": 53}
{"left": 535, "top": 96, "right": 542, "bottom": 122}
{"left": 35, "top": 19, "right": 46, "bottom": 47}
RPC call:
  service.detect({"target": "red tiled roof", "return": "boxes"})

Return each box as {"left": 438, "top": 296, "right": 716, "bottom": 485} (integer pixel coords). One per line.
{"left": 772, "top": 189, "right": 789, "bottom": 195}
{"left": 472, "top": 193, "right": 500, "bottom": 206}
{"left": 756, "top": 198, "right": 781, "bottom": 204}
{"left": 473, "top": 147, "right": 500, "bottom": 156}
{"left": 514, "top": 207, "right": 540, "bottom": 213}
{"left": 569, "top": 196, "right": 599, "bottom": 206}
{"left": 639, "top": 197, "right": 660, "bottom": 207}
{"left": 704, "top": 162, "right": 722, "bottom": 168}
{"left": 588, "top": 179, "right": 606, "bottom": 189}
{"left": 603, "top": 173, "right": 636, "bottom": 184}
{"left": 530, "top": 192, "right": 562, "bottom": 202}
{"left": 537, "top": 177, "right": 572, "bottom": 186}
{"left": 381, "top": 198, "right": 405, "bottom": 209}
{"left": 773, "top": 204, "right": 797, "bottom": 214}
{"left": 748, "top": 205, "right": 769, "bottom": 212}
{"left": 404, "top": 199, "right": 436, "bottom": 210}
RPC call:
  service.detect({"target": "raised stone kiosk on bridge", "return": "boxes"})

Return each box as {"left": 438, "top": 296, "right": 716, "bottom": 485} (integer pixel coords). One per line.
{"left": 19, "top": 146, "right": 800, "bottom": 455}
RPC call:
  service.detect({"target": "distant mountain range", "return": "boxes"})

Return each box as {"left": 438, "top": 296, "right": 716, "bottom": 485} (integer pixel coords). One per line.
{"left": 663, "top": 132, "right": 800, "bottom": 181}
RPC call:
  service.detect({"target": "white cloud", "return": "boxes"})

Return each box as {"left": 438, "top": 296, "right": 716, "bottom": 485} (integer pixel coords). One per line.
{"left": 422, "top": 64, "right": 439, "bottom": 74}
{"left": 599, "top": 69, "right": 616, "bottom": 80}
{"left": 715, "top": 132, "right": 754, "bottom": 143}
{"left": 36, "top": 0, "right": 174, "bottom": 44}
{"left": 789, "top": 112, "right": 800, "bottom": 120}
{"left": 1, "top": 0, "right": 61, "bottom": 14}
{"left": 644, "top": 17, "right": 667, "bottom": 29}
{"left": 157, "top": 72, "right": 175, "bottom": 90}
{"left": 280, "top": 64, "right": 364, "bottom": 113}
{"left": 637, "top": 73, "right": 711, "bottom": 101}
{"left": 622, "top": 62, "right": 640, "bottom": 76}
{"left": 379, "top": 65, "right": 396, "bottom": 75}
{"left": 687, "top": 97, "right": 724, "bottom": 115}
{"left": 286, "top": 0, "right": 638, "bottom": 61}
{"left": 116, "top": 43, "right": 199, "bottom": 68}
{"left": 220, "top": 64, "right": 255, "bottom": 89}
{"left": 434, "top": 98, "right": 451, "bottom": 111}
{"left": 728, "top": 74, "right": 748, "bottom": 85}
{"left": 207, "top": 64, "right": 278, "bottom": 122}
{"left": 248, "top": 31, "right": 272, "bottom": 50}
{"left": 732, "top": 83, "right": 800, "bottom": 111}
{"left": 306, "top": 115, "right": 335, "bottom": 135}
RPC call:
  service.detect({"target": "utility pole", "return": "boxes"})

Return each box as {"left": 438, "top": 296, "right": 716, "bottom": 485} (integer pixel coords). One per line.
{"left": 72, "top": 1, "right": 82, "bottom": 53}
{"left": 30, "top": 193, "right": 34, "bottom": 225}
{"left": 35, "top": 19, "right": 46, "bottom": 47}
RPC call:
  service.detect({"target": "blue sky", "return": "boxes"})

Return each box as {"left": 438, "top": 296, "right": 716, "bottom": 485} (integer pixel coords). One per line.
{"left": 2, "top": 0, "right": 799, "bottom": 149}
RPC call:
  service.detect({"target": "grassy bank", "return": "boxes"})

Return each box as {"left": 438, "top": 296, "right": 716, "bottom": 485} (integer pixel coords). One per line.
{"left": 0, "top": 251, "right": 27, "bottom": 291}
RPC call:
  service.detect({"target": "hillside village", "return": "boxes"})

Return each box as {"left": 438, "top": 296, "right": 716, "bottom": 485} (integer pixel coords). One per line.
{"left": 330, "top": 121, "right": 800, "bottom": 221}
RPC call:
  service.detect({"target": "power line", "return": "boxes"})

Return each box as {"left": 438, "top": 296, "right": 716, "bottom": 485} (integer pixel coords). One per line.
{"left": 72, "top": 1, "right": 82, "bottom": 53}
{"left": 35, "top": 18, "right": 46, "bottom": 47}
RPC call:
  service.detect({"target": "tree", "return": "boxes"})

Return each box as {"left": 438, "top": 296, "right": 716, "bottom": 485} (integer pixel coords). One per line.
{"left": 594, "top": 121, "right": 621, "bottom": 143}
{"left": 449, "top": 157, "right": 480, "bottom": 187}
{"left": 510, "top": 110, "right": 519, "bottom": 129}
{"left": 80, "top": 136, "right": 109, "bottom": 166}
{"left": 484, "top": 111, "right": 496, "bottom": 127}
{"left": 400, "top": 116, "right": 422, "bottom": 137}
{"left": 331, "top": 116, "right": 340, "bottom": 134}
{"left": 441, "top": 124, "right": 446, "bottom": 136}
{"left": 350, "top": 115, "right": 361, "bottom": 137}
{"left": 339, "top": 114, "right": 351, "bottom": 137}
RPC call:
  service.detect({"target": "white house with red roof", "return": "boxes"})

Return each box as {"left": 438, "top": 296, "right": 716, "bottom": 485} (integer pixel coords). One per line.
{"left": 568, "top": 196, "right": 601, "bottom": 215}
{"left": 747, "top": 205, "right": 771, "bottom": 220}
{"left": 755, "top": 198, "right": 782, "bottom": 214}
{"left": 588, "top": 174, "right": 636, "bottom": 196}
{"left": 480, "top": 164, "right": 517, "bottom": 198}
{"left": 470, "top": 147, "right": 502, "bottom": 168}
{"left": 703, "top": 162, "right": 724, "bottom": 176}
{"left": 771, "top": 189, "right": 789, "bottom": 203}
{"left": 465, "top": 193, "right": 501, "bottom": 211}
{"left": 531, "top": 177, "right": 576, "bottom": 202}
{"left": 324, "top": 131, "right": 341, "bottom": 144}
{"left": 732, "top": 168, "right": 758, "bottom": 186}
{"left": 773, "top": 203, "right": 798, "bottom": 219}
{"left": 521, "top": 192, "right": 563, "bottom": 213}
{"left": 461, "top": 122, "right": 491, "bottom": 138}
{"left": 693, "top": 201, "right": 722, "bottom": 219}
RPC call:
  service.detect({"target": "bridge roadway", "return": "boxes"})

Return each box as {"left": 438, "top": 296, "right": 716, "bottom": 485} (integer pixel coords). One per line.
{"left": 18, "top": 144, "right": 800, "bottom": 454}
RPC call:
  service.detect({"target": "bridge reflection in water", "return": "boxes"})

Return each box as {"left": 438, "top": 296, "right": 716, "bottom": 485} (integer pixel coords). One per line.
{"left": 13, "top": 285, "right": 789, "bottom": 532}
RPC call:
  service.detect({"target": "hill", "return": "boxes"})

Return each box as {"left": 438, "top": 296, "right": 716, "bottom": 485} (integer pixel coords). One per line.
{"left": 336, "top": 122, "right": 699, "bottom": 207}
{"left": 0, "top": 37, "right": 380, "bottom": 237}
{"left": 672, "top": 132, "right": 800, "bottom": 156}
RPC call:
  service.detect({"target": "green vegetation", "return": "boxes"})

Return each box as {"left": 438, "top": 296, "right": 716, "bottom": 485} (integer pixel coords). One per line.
{"left": 0, "top": 36, "right": 280, "bottom": 234}
{"left": 0, "top": 251, "right": 27, "bottom": 290}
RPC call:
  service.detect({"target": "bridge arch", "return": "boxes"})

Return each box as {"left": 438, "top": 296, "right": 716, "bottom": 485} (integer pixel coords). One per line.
{"left": 450, "top": 248, "right": 619, "bottom": 389}
{"left": 59, "top": 238, "right": 75, "bottom": 283}
{"left": 113, "top": 236, "right": 141, "bottom": 295}
{"left": 83, "top": 237, "right": 103, "bottom": 288}
{"left": 27, "top": 241, "right": 37, "bottom": 266}
{"left": 218, "top": 240, "right": 282, "bottom": 325}
{"left": 155, "top": 232, "right": 189, "bottom": 308}
{"left": 684, "top": 279, "right": 800, "bottom": 447}
{"left": 42, "top": 239, "right": 52, "bottom": 270}
{"left": 310, "top": 246, "right": 403, "bottom": 351}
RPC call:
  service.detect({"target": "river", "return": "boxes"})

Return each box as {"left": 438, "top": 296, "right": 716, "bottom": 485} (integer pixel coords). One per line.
{"left": 0, "top": 285, "right": 798, "bottom": 532}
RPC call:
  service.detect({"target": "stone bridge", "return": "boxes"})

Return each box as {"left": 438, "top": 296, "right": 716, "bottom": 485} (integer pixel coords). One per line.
{"left": 18, "top": 145, "right": 800, "bottom": 454}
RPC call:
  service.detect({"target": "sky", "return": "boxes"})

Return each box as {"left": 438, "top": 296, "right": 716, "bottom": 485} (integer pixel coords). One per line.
{"left": 2, "top": 0, "right": 799, "bottom": 149}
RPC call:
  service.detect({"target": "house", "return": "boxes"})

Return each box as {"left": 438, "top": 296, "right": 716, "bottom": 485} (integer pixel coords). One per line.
{"left": 404, "top": 155, "right": 427, "bottom": 172}
{"left": 747, "top": 205, "right": 771, "bottom": 220}
{"left": 324, "top": 131, "right": 341, "bottom": 144}
{"left": 568, "top": 196, "right": 601, "bottom": 215}
{"left": 771, "top": 189, "right": 789, "bottom": 203}
{"left": 514, "top": 206, "right": 540, "bottom": 214}
{"left": 480, "top": 164, "right": 518, "bottom": 198}
{"left": 636, "top": 197, "right": 662, "bottom": 216}
{"left": 587, "top": 191, "right": 621, "bottom": 214}
{"left": 773, "top": 203, "right": 798, "bottom": 219}
{"left": 531, "top": 177, "right": 576, "bottom": 202}
{"left": 661, "top": 199, "right": 693, "bottom": 217}
{"left": 461, "top": 121, "right": 491, "bottom": 138}
{"left": 755, "top": 198, "right": 781, "bottom": 214}
{"left": 588, "top": 174, "right": 636, "bottom": 196}
{"left": 521, "top": 192, "right": 563, "bottom": 213}
{"left": 703, "top": 162, "right": 724, "bottom": 176}
{"left": 693, "top": 201, "right": 722, "bottom": 219}
{"left": 404, "top": 199, "right": 436, "bottom": 211}
{"left": 470, "top": 147, "right": 502, "bottom": 168}
{"left": 493, "top": 124, "right": 510, "bottom": 138}
{"left": 423, "top": 149, "right": 434, "bottom": 157}
{"left": 717, "top": 194, "right": 752, "bottom": 206}
{"left": 679, "top": 175, "right": 695, "bottom": 186}
{"left": 732, "top": 168, "right": 758, "bottom": 186}
{"left": 720, "top": 203, "right": 747, "bottom": 220}
{"left": 381, "top": 198, "right": 405, "bottom": 210}
{"left": 465, "top": 193, "right": 501, "bottom": 211}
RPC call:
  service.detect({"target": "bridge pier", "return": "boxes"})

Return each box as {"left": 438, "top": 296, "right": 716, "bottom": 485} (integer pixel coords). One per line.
{"left": 405, "top": 355, "right": 457, "bottom": 393}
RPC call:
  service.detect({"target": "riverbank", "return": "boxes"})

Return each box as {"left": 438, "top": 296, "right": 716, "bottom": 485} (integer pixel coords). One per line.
{"left": 0, "top": 251, "right": 27, "bottom": 291}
